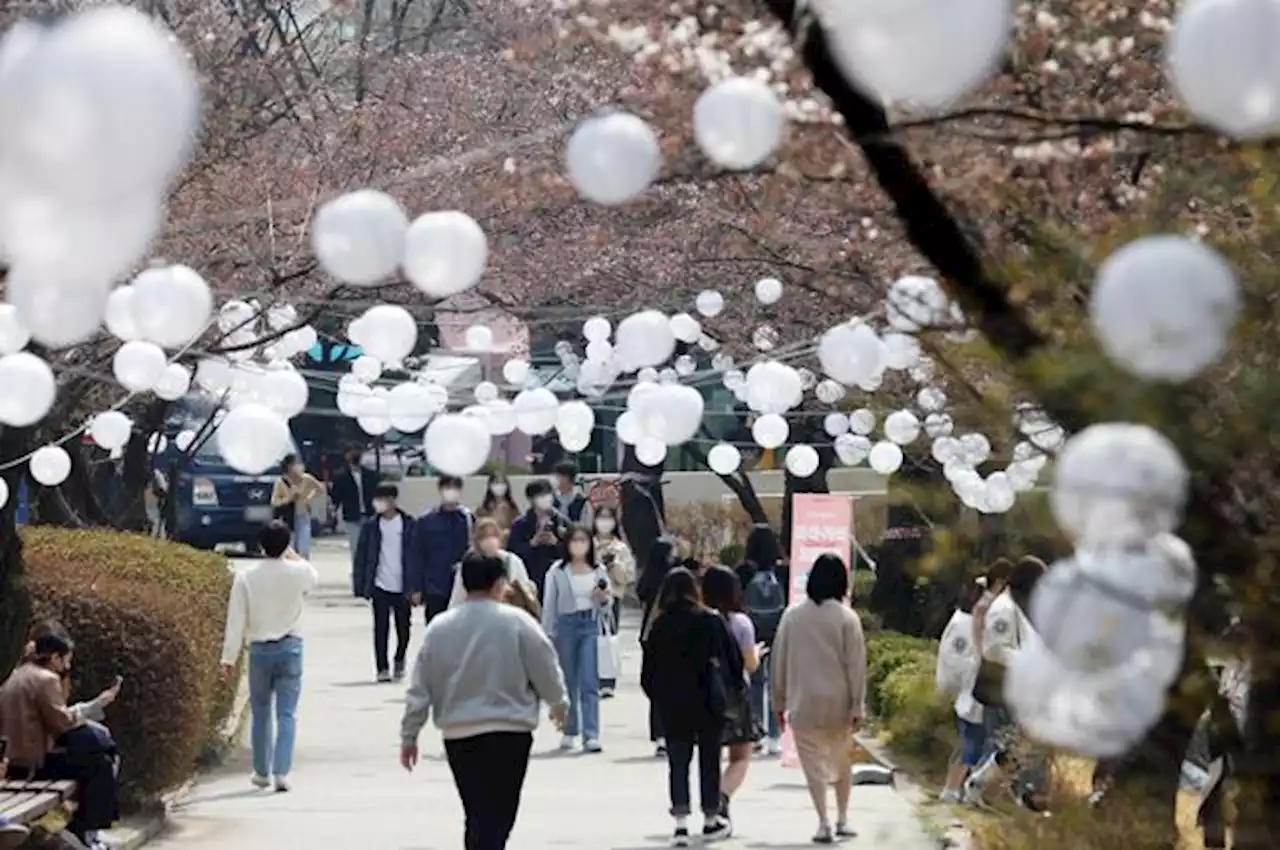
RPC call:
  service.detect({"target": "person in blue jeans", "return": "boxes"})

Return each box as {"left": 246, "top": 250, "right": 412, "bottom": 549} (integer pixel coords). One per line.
{"left": 541, "top": 525, "right": 613, "bottom": 753}
{"left": 221, "top": 521, "right": 319, "bottom": 792}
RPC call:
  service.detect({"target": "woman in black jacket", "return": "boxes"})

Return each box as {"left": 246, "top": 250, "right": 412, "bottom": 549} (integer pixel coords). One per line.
{"left": 641, "top": 567, "right": 736, "bottom": 846}
{"left": 637, "top": 539, "right": 678, "bottom": 753}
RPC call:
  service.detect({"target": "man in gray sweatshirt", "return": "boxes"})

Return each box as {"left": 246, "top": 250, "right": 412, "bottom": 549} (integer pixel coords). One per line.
{"left": 400, "top": 550, "right": 569, "bottom": 850}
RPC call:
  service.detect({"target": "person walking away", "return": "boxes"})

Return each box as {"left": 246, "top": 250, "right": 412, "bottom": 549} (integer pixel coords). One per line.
{"left": 552, "top": 460, "right": 594, "bottom": 527}
{"left": 594, "top": 506, "right": 634, "bottom": 698}
{"left": 332, "top": 448, "right": 378, "bottom": 568}
{"left": 400, "top": 551, "right": 570, "bottom": 850}
{"left": 963, "top": 556, "right": 1048, "bottom": 810}
{"left": 637, "top": 538, "right": 678, "bottom": 755}
{"left": 641, "top": 567, "right": 736, "bottom": 846}
{"left": 353, "top": 484, "right": 415, "bottom": 683}
{"left": 700, "top": 565, "right": 763, "bottom": 831}
{"left": 0, "top": 633, "right": 121, "bottom": 849}
{"left": 772, "top": 553, "right": 866, "bottom": 844}
{"left": 935, "top": 580, "right": 986, "bottom": 803}
{"left": 271, "top": 454, "right": 322, "bottom": 558}
{"left": 449, "top": 517, "right": 537, "bottom": 610}
{"left": 407, "top": 475, "right": 473, "bottom": 626}
{"left": 220, "top": 521, "right": 319, "bottom": 792}
{"left": 736, "top": 525, "right": 788, "bottom": 754}
{"left": 508, "top": 479, "right": 569, "bottom": 601}
{"left": 541, "top": 525, "right": 612, "bottom": 753}
{"left": 145, "top": 468, "right": 168, "bottom": 538}
{"left": 476, "top": 471, "right": 521, "bottom": 535}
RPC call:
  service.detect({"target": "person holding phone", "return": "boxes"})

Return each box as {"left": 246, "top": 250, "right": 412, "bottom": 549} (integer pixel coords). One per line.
{"left": 271, "top": 454, "right": 323, "bottom": 558}
{"left": 508, "top": 479, "right": 568, "bottom": 601}
{"left": 593, "top": 506, "right": 634, "bottom": 698}
{"left": 540, "top": 525, "right": 613, "bottom": 753}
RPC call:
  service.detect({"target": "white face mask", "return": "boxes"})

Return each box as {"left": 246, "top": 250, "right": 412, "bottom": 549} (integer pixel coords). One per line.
{"left": 596, "top": 519, "right": 616, "bottom": 535}
{"left": 372, "top": 499, "right": 390, "bottom": 514}
{"left": 533, "top": 495, "right": 554, "bottom": 511}
{"left": 490, "top": 483, "right": 508, "bottom": 497}
{"left": 440, "top": 488, "right": 461, "bottom": 504}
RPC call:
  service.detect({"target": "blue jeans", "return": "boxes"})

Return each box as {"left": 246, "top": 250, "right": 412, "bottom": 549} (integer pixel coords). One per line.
{"left": 249, "top": 637, "right": 303, "bottom": 778}
{"left": 749, "top": 659, "right": 780, "bottom": 739}
{"left": 553, "top": 611, "right": 600, "bottom": 741}
{"left": 292, "top": 515, "right": 312, "bottom": 559}
{"left": 344, "top": 521, "right": 362, "bottom": 559}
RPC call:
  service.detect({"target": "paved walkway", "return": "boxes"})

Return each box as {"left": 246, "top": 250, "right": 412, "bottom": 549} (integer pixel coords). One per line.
{"left": 151, "top": 543, "right": 937, "bottom": 849}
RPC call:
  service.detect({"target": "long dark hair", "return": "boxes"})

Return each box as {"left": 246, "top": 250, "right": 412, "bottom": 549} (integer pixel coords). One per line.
{"left": 657, "top": 566, "right": 701, "bottom": 613}
{"left": 480, "top": 471, "right": 519, "bottom": 514}
{"left": 700, "top": 564, "right": 745, "bottom": 615}
{"left": 1009, "top": 556, "right": 1046, "bottom": 611}
{"left": 561, "top": 523, "right": 597, "bottom": 567}
{"left": 743, "top": 524, "right": 782, "bottom": 569}
{"left": 646, "top": 537, "right": 678, "bottom": 578}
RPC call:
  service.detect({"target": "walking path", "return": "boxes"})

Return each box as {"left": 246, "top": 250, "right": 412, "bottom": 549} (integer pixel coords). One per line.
{"left": 151, "top": 543, "right": 938, "bottom": 849}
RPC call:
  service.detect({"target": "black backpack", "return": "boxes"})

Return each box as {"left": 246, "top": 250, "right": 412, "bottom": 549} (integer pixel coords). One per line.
{"left": 745, "top": 569, "right": 786, "bottom": 644}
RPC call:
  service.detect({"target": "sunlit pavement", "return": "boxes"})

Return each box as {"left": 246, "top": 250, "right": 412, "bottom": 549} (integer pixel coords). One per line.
{"left": 149, "top": 541, "right": 937, "bottom": 849}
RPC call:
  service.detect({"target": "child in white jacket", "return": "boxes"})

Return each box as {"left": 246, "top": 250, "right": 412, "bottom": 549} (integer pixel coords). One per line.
{"left": 935, "top": 582, "right": 986, "bottom": 803}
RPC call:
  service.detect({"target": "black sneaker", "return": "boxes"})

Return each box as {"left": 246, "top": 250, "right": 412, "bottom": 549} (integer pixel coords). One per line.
{"left": 392, "top": 663, "right": 405, "bottom": 682}
{"left": 376, "top": 670, "right": 392, "bottom": 683}
{"left": 703, "top": 817, "right": 732, "bottom": 841}
{"left": 670, "top": 826, "right": 690, "bottom": 847}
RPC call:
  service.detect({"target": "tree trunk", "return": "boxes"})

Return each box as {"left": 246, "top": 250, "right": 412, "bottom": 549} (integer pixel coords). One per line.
{"left": 1232, "top": 629, "right": 1280, "bottom": 850}
{"left": 36, "top": 441, "right": 110, "bottom": 528}
{"left": 0, "top": 428, "right": 32, "bottom": 672}
{"left": 619, "top": 445, "right": 666, "bottom": 570}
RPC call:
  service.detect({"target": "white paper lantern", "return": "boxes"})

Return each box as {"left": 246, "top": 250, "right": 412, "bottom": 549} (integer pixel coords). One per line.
{"left": 465, "top": 325, "right": 493, "bottom": 352}
{"left": 351, "top": 355, "right": 382, "bottom": 383}
{"left": 835, "top": 433, "right": 872, "bottom": 466}
{"left": 386, "top": 382, "right": 439, "bottom": 433}
{"left": 886, "top": 275, "right": 950, "bottom": 331}
{"left": 357, "top": 305, "right": 418, "bottom": 364}
{"left": 89, "top": 410, "right": 132, "bottom": 450}
{"left": 311, "top": 189, "right": 408, "bottom": 286}
{"left": 424, "top": 413, "right": 491, "bottom": 476}
{"left": 0, "top": 352, "right": 55, "bottom": 426}
{"left": 848, "top": 408, "right": 876, "bottom": 435}
{"left": 556, "top": 400, "right": 596, "bottom": 441}
{"left": 615, "top": 310, "right": 676, "bottom": 371}
{"left": 752, "top": 413, "right": 789, "bottom": 449}
{"left": 583, "top": 316, "right": 612, "bottom": 342}
{"left": 819, "top": 322, "right": 884, "bottom": 387}
{"left": 695, "top": 290, "right": 725, "bottom": 318}
{"left": 881, "top": 333, "right": 921, "bottom": 370}
{"left": 147, "top": 433, "right": 167, "bottom": 454}
{"left": 868, "top": 440, "right": 904, "bottom": 475}
{"left": 261, "top": 368, "right": 309, "bottom": 419}
{"left": 917, "top": 386, "right": 947, "bottom": 412}
{"left": 565, "top": 112, "right": 661, "bottom": 205}
{"left": 754, "top": 277, "right": 784, "bottom": 305}
{"left": 173, "top": 429, "right": 196, "bottom": 451}
{"left": 29, "top": 445, "right": 71, "bottom": 486}
{"left": 482, "top": 399, "right": 516, "bottom": 436}
{"left": 1090, "top": 235, "right": 1240, "bottom": 382}
{"left": 5, "top": 266, "right": 109, "bottom": 348}
{"left": 923, "top": 412, "right": 954, "bottom": 439}
{"left": 692, "top": 76, "right": 785, "bottom": 170}
{"left": 707, "top": 442, "right": 742, "bottom": 475}
{"left": 112, "top": 340, "right": 168, "bottom": 393}
{"left": 513, "top": 387, "right": 558, "bottom": 435}
{"left": 216, "top": 403, "right": 291, "bottom": 474}
{"left": 823, "top": 413, "right": 850, "bottom": 437}
{"left": 0, "top": 304, "right": 30, "bottom": 355}
{"left": 635, "top": 436, "right": 668, "bottom": 466}
{"left": 1076, "top": 534, "right": 1198, "bottom": 609}
{"left": 356, "top": 392, "right": 393, "bottom": 435}
{"left": 958, "top": 432, "right": 991, "bottom": 466}
{"left": 104, "top": 286, "right": 141, "bottom": 341}
{"left": 616, "top": 410, "right": 644, "bottom": 445}
{"left": 669, "top": 313, "right": 702, "bottom": 344}
{"left": 884, "top": 409, "right": 921, "bottom": 445}
{"left": 823, "top": 0, "right": 1014, "bottom": 110}
{"left": 403, "top": 211, "right": 488, "bottom": 298}
{"left": 785, "top": 444, "right": 820, "bottom": 478}
{"left": 131, "top": 265, "right": 213, "bottom": 349}
{"left": 815, "top": 379, "right": 845, "bottom": 404}
{"left": 501, "top": 359, "right": 530, "bottom": 385}
{"left": 474, "top": 381, "right": 500, "bottom": 404}
{"left": 744, "top": 361, "right": 804, "bottom": 416}
{"left": 1166, "top": 0, "right": 1280, "bottom": 139}
{"left": 630, "top": 384, "right": 704, "bottom": 446}
{"left": 0, "top": 478, "right": 9, "bottom": 508}
{"left": 154, "top": 363, "right": 191, "bottom": 401}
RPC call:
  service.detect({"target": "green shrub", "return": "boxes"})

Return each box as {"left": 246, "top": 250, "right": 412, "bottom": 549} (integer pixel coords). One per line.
{"left": 865, "top": 633, "right": 935, "bottom": 712}
{"left": 20, "top": 527, "right": 236, "bottom": 802}
{"left": 879, "top": 660, "right": 956, "bottom": 762}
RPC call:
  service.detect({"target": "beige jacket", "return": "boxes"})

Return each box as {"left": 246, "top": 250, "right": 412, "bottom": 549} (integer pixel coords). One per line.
{"left": 772, "top": 599, "right": 867, "bottom": 730}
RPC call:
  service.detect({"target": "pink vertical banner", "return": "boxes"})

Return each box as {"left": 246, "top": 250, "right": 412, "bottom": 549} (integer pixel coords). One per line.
{"left": 780, "top": 493, "right": 855, "bottom": 768}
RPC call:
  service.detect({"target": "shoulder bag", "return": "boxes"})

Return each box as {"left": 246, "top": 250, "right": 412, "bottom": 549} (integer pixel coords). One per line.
{"left": 972, "top": 607, "right": 1020, "bottom": 709}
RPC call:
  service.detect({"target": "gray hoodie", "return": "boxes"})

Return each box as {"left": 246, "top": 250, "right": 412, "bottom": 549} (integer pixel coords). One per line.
{"left": 401, "top": 599, "right": 568, "bottom": 744}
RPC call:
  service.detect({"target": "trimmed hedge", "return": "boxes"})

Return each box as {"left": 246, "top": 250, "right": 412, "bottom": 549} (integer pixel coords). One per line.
{"left": 865, "top": 632, "right": 956, "bottom": 763}
{"left": 20, "top": 527, "right": 236, "bottom": 802}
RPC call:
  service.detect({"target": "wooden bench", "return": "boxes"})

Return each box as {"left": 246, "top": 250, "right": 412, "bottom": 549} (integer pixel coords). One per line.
{"left": 0, "top": 780, "right": 80, "bottom": 848}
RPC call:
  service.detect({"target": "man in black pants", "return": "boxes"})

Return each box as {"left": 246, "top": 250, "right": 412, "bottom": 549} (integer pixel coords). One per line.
{"left": 353, "top": 484, "right": 415, "bottom": 683}
{"left": 400, "top": 552, "right": 569, "bottom": 850}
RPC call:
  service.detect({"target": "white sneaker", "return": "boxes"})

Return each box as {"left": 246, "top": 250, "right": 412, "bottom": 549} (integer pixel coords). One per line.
{"left": 583, "top": 739, "right": 602, "bottom": 753}
{"left": 251, "top": 774, "right": 270, "bottom": 789}
{"left": 655, "top": 737, "right": 667, "bottom": 757}
{"left": 559, "top": 735, "right": 576, "bottom": 750}
{"left": 274, "top": 776, "right": 291, "bottom": 793}
{"left": 939, "top": 789, "right": 961, "bottom": 804}
{"left": 670, "top": 826, "right": 690, "bottom": 847}
{"left": 766, "top": 737, "right": 782, "bottom": 755}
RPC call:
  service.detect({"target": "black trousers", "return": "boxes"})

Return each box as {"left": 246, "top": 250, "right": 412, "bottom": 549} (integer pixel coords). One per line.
{"left": 371, "top": 587, "right": 411, "bottom": 673}
{"left": 665, "top": 726, "right": 722, "bottom": 817}
{"left": 423, "top": 593, "right": 450, "bottom": 627}
{"left": 444, "top": 731, "right": 533, "bottom": 850}
{"left": 7, "top": 737, "right": 121, "bottom": 839}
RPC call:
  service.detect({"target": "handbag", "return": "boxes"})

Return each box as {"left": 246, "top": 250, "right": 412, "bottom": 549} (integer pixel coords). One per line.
{"left": 973, "top": 605, "right": 1021, "bottom": 709}
{"left": 597, "top": 610, "right": 621, "bottom": 680}
{"left": 706, "top": 617, "right": 745, "bottom": 722}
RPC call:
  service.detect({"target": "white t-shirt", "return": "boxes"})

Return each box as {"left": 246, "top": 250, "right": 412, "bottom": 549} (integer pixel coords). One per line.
{"left": 569, "top": 570, "right": 596, "bottom": 611}
{"left": 376, "top": 514, "right": 405, "bottom": 593}
{"left": 220, "top": 557, "right": 320, "bottom": 664}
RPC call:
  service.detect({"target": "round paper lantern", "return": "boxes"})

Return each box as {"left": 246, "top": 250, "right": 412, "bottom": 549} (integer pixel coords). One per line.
{"left": 707, "top": 442, "right": 742, "bottom": 475}
{"left": 924, "top": 412, "right": 954, "bottom": 439}
{"left": 556, "top": 400, "right": 596, "bottom": 441}
{"left": 583, "top": 316, "right": 611, "bottom": 342}
{"left": 173, "top": 429, "right": 196, "bottom": 451}
{"left": 131, "top": 265, "right": 213, "bottom": 349}
{"left": 886, "top": 275, "right": 950, "bottom": 331}
{"left": 823, "top": 413, "right": 850, "bottom": 437}
{"left": 819, "top": 322, "right": 884, "bottom": 386}
{"left": 868, "top": 440, "right": 904, "bottom": 475}
{"left": 815, "top": 379, "right": 845, "bottom": 404}
{"left": 154, "top": 363, "right": 191, "bottom": 401}
{"left": 692, "top": 76, "right": 785, "bottom": 170}
{"left": 424, "top": 413, "right": 491, "bottom": 476}
{"left": 785, "top": 444, "right": 820, "bottom": 478}
{"left": 669, "top": 313, "right": 701, "bottom": 344}
{"left": 89, "top": 410, "right": 132, "bottom": 450}
{"left": 884, "top": 409, "right": 921, "bottom": 445}
{"left": 387, "top": 382, "right": 439, "bottom": 433}
{"left": 482, "top": 399, "right": 516, "bottom": 436}
{"left": 751, "top": 413, "right": 789, "bottom": 449}
{"left": 112, "top": 340, "right": 168, "bottom": 393}
{"left": 5, "top": 266, "right": 109, "bottom": 348}
{"left": 0, "top": 352, "right": 55, "bottom": 426}
{"left": 615, "top": 310, "right": 676, "bottom": 371}
{"left": 356, "top": 392, "right": 393, "bottom": 435}
{"left": 0, "top": 304, "right": 30, "bottom": 354}
{"left": 848, "top": 408, "right": 876, "bottom": 435}
{"left": 474, "top": 381, "right": 500, "bottom": 404}
{"left": 835, "top": 433, "right": 872, "bottom": 466}
{"left": 754, "top": 277, "right": 783, "bottom": 305}
{"left": 216, "top": 403, "right": 291, "bottom": 474}
{"left": 311, "top": 189, "right": 408, "bottom": 286}
{"left": 29, "top": 445, "right": 71, "bottom": 486}
{"left": 502, "top": 358, "right": 530, "bottom": 385}
{"left": 464, "top": 325, "right": 493, "bottom": 352}
{"left": 104, "top": 286, "right": 141, "bottom": 341}
{"left": 513, "top": 387, "right": 558, "bottom": 435}
{"left": 261, "top": 367, "right": 310, "bottom": 419}
{"left": 351, "top": 355, "right": 382, "bottom": 383}
{"left": 0, "top": 478, "right": 8, "bottom": 508}
{"left": 147, "top": 433, "right": 167, "bottom": 454}
{"left": 744, "top": 361, "right": 804, "bottom": 416}
{"left": 1090, "top": 235, "right": 1240, "bottom": 382}
{"left": 565, "top": 112, "right": 661, "bottom": 205}
{"left": 357, "top": 305, "right": 417, "bottom": 364}
{"left": 403, "top": 211, "right": 488, "bottom": 298}
{"left": 635, "top": 436, "right": 668, "bottom": 466}
{"left": 615, "top": 410, "right": 644, "bottom": 445}
{"left": 695, "top": 290, "right": 725, "bottom": 318}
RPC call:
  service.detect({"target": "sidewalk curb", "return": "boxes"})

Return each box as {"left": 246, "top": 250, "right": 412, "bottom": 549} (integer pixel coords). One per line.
{"left": 855, "top": 733, "right": 973, "bottom": 850}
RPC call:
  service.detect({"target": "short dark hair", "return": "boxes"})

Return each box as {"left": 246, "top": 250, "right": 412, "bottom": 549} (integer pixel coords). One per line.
{"left": 526, "top": 478, "right": 553, "bottom": 499}
{"left": 1009, "top": 556, "right": 1047, "bottom": 609}
{"left": 743, "top": 525, "right": 782, "bottom": 569}
{"left": 986, "top": 557, "right": 1014, "bottom": 586}
{"left": 700, "top": 564, "right": 745, "bottom": 614}
{"left": 282, "top": 453, "right": 299, "bottom": 468}
{"left": 259, "top": 520, "right": 293, "bottom": 558}
{"left": 461, "top": 551, "right": 508, "bottom": 593}
{"left": 374, "top": 483, "right": 399, "bottom": 499}
{"left": 33, "top": 632, "right": 74, "bottom": 659}
{"left": 27, "top": 619, "right": 68, "bottom": 644}
{"left": 806, "top": 553, "right": 849, "bottom": 604}
{"left": 437, "top": 474, "right": 463, "bottom": 490}
{"left": 553, "top": 461, "right": 579, "bottom": 479}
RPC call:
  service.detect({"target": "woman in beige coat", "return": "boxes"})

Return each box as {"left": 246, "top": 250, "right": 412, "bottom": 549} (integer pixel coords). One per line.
{"left": 772, "top": 553, "right": 867, "bottom": 844}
